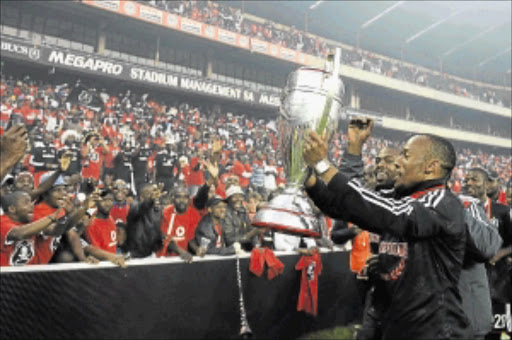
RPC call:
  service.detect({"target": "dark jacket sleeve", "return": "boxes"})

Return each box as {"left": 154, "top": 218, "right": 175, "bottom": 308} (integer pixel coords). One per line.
{"left": 192, "top": 184, "right": 209, "bottom": 210}
{"left": 306, "top": 172, "right": 460, "bottom": 239}
{"left": 339, "top": 152, "right": 364, "bottom": 180}
{"left": 464, "top": 202, "right": 502, "bottom": 262}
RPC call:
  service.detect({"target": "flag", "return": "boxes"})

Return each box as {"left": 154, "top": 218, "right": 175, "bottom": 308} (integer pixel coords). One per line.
{"left": 67, "top": 81, "right": 104, "bottom": 112}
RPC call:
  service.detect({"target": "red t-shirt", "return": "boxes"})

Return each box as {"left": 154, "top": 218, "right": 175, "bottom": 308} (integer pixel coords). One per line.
{"left": 110, "top": 203, "right": 130, "bottom": 225}
{"left": 82, "top": 146, "right": 104, "bottom": 180}
{"left": 295, "top": 251, "right": 322, "bottom": 316}
{"left": 85, "top": 217, "right": 117, "bottom": 254}
{"left": 32, "top": 202, "right": 63, "bottom": 265}
{"left": 0, "top": 215, "right": 37, "bottom": 266}
{"left": 188, "top": 157, "right": 205, "bottom": 186}
{"left": 104, "top": 145, "right": 120, "bottom": 169}
{"left": 159, "top": 205, "right": 200, "bottom": 257}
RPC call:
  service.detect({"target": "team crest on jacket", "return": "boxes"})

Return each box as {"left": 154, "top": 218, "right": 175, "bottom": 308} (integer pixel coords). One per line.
{"left": 11, "top": 240, "right": 35, "bottom": 266}
{"left": 379, "top": 241, "right": 408, "bottom": 281}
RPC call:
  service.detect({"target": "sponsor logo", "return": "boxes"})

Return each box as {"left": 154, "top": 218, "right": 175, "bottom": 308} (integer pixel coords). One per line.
{"left": 238, "top": 36, "right": 248, "bottom": 48}
{"left": 250, "top": 39, "right": 267, "bottom": 53}
{"left": 48, "top": 51, "right": 123, "bottom": 75}
{"left": 1, "top": 41, "right": 40, "bottom": 60}
{"left": 181, "top": 18, "right": 202, "bottom": 35}
{"left": 166, "top": 14, "right": 179, "bottom": 27}
{"left": 269, "top": 45, "right": 278, "bottom": 56}
{"left": 28, "top": 48, "right": 40, "bottom": 60}
{"left": 140, "top": 5, "right": 162, "bottom": 23}
{"left": 204, "top": 25, "right": 216, "bottom": 39}
{"left": 95, "top": 0, "right": 120, "bottom": 12}
{"left": 217, "top": 29, "right": 236, "bottom": 45}
{"left": 280, "top": 48, "right": 295, "bottom": 61}
{"left": 123, "top": 1, "right": 136, "bottom": 15}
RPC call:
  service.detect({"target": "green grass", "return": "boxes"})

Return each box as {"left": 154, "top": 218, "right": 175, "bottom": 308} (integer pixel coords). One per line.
{"left": 299, "top": 326, "right": 357, "bottom": 340}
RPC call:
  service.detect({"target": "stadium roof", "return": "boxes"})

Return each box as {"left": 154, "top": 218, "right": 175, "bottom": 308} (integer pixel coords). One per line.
{"left": 225, "top": 1, "right": 511, "bottom": 86}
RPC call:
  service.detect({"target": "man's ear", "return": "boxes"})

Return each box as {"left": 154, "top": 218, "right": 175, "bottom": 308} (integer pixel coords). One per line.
{"left": 425, "top": 159, "right": 441, "bottom": 176}
{"left": 7, "top": 205, "right": 17, "bottom": 215}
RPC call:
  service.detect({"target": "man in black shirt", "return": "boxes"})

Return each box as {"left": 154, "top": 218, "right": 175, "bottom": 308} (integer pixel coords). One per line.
{"left": 58, "top": 131, "right": 82, "bottom": 176}
{"left": 113, "top": 142, "right": 134, "bottom": 186}
{"left": 131, "top": 140, "right": 152, "bottom": 194}
{"left": 154, "top": 142, "right": 178, "bottom": 192}
{"left": 304, "top": 126, "right": 470, "bottom": 339}
{"left": 125, "top": 183, "right": 165, "bottom": 258}
{"left": 30, "top": 132, "right": 58, "bottom": 184}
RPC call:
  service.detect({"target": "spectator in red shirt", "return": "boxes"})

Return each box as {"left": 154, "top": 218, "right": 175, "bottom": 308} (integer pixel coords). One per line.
{"left": 110, "top": 179, "right": 130, "bottom": 252}
{"left": 85, "top": 190, "right": 117, "bottom": 254}
{"left": 81, "top": 132, "right": 109, "bottom": 182}
{"left": 0, "top": 191, "right": 58, "bottom": 266}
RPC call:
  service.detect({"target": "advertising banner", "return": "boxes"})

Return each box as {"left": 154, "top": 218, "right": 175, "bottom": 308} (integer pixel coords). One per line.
{"left": 1, "top": 36, "right": 281, "bottom": 108}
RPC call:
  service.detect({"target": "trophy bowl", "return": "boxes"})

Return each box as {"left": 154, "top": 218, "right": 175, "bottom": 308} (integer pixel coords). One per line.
{"left": 252, "top": 48, "right": 345, "bottom": 238}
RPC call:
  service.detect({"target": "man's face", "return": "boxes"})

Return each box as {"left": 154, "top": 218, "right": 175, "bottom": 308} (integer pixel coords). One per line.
{"left": 15, "top": 176, "right": 34, "bottom": 193}
{"left": 210, "top": 202, "right": 227, "bottom": 220}
{"left": 174, "top": 190, "right": 189, "bottom": 213}
{"left": 226, "top": 176, "right": 239, "bottom": 188}
{"left": 45, "top": 185, "right": 67, "bottom": 208}
{"left": 12, "top": 192, "right": 34, "bottom": 223}
{"left": 394, "top": 136, "right": 431, "bottom": 193}
{"left": 464, "top": 170, "right": 487, "bottom": 201}
{"left": 113, "top": 184, "right": 127, "bottom": 203}
{"left": 97, "top": 193, "right": 114, "bottom": 215}
{"left": 246, "top": 197, "right": 259, "bottom": 213}
{"left": 228, "top": 193, "right": 244, "bottom": 211}
{"left": 375, "top": 148, "right": 399, "bottom": 188}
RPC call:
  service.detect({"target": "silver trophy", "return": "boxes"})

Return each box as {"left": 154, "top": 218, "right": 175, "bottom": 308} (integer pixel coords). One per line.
{"left": 252, "top": 48, "right": 345, "bottom": 237}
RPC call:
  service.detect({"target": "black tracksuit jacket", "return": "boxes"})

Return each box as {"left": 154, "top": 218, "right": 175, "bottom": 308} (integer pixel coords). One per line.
{"left": 306, "top": 172, "right": 470, "bottom": 339}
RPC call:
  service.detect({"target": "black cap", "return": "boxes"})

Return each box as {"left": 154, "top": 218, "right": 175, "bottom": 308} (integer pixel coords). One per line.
{"left": 207, "top": 196, "right": 227, "bottom": 207}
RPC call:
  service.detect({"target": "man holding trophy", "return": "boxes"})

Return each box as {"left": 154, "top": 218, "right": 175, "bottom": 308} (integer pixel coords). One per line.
{"left": 302, "top": 119, "right": 471, "bottom": 337}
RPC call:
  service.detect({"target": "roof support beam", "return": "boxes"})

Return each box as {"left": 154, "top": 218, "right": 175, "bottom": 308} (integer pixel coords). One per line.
{"left": 441, "top": 23, "right": 504, "bottom": 57}
{"left": 405, "top": 7, "right": 468, "bottom": 44}
{"left": 309, "top": 1, "right": 324, "bottom": 10}
{"left": 477, "top": 47, "right": 511, "bottom": 67}
{"left": 361, "top": 1, "right": 405, "bottom": 29}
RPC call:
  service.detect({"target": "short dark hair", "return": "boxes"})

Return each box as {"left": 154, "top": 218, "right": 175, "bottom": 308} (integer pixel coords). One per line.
{"left": 1, "top": 191, "right": 27, "bottom": 212}
{"left": 422, "top": 134, "right": 456, "bottom": 179}
{"left": 468, "top": 167, "right": 490, "bottom": 181}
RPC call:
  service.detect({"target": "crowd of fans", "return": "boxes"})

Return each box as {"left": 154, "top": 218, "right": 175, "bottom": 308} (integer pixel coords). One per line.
{"left": 142, "top": 0, "right": 511, "bottom": 108}
{"left": 0, "top": 70, "right": 510, "bottom": 268}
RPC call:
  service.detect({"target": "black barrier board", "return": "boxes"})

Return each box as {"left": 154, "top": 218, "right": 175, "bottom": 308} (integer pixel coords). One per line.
{"left": 0, "top": 251, "right": 362, "bottom": 339}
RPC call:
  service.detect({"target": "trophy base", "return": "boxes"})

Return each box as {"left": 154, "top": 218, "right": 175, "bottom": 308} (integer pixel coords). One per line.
{"left": 251, "top": 186, "right": 322, "bottom": 238}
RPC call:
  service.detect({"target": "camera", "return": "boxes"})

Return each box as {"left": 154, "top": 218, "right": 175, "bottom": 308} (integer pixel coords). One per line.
{"left": 350, "top": 119, "right": 369, "bottom": 129}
